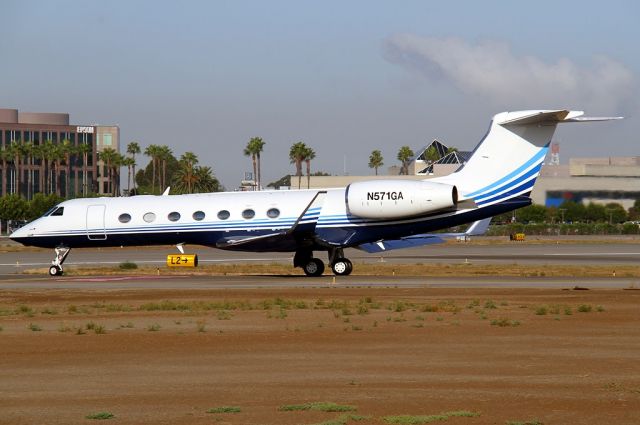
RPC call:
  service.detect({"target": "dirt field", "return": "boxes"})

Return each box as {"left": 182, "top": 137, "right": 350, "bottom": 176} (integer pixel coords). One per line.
{"left": 1, "top": 286, "right": 639, "bottom": 425}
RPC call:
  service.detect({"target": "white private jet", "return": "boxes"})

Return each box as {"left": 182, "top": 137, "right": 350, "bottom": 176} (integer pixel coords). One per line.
{"left": 10, "top": 109, "right": 621, "bottom": 277}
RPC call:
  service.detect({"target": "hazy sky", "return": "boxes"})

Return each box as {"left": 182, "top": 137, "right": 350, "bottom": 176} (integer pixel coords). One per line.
{"left": 2, "top": 0, "right": 638, "bottom": 188}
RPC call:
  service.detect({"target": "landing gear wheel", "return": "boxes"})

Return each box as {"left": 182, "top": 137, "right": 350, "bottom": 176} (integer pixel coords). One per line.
{"left": 49, "top": 246, "right": 70, "bottom": 277}
{"left": 331, "top": 258, "right": 353, "bottom": 276}
{"left": 49, "top": 265, "right": 63, "bottom": 276}
{"left": 303, "top": 258, "right": 325, "bottom": 277}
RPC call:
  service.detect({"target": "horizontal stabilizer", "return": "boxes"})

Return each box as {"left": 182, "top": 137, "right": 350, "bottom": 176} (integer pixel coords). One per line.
{"left": 464, "top": 218, "right": 491, "bottom": 236}
{"left": 357, "top": 218, "right": 492, "bottom": 253}
{"left": 357, "top": 235, "right": 444, "bottom": 253}
{"left": 498, "top": 110, "right": 623, "bottom": 126}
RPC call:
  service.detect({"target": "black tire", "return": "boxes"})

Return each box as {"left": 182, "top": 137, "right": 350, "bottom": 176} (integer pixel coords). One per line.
{"left": 303, "top": 258, "right": 325, "bottom": 277}
{"left": 331, "top": 258, "right": 353, "bottom": 276}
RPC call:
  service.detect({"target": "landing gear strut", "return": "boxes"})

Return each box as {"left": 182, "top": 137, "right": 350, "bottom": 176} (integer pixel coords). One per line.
{"left": 329, "top": 247, "right": 353, "bottom": 276}
{"left": 49, "top": 246, "right": 70, "bottom": 277}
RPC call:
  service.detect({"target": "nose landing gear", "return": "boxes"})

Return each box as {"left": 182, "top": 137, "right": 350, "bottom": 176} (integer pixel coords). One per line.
{"left": 49, "top": 246, "right": 70, "bottom": 276}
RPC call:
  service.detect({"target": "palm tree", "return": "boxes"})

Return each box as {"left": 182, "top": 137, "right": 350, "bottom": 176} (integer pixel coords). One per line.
{"left": 424, "top": 145, "right": 440, "bottom": 163}
{"left": 122, "top": 156, "right": 135, "bottom": 195}
{"left": 303, "top": 146, "right": 316, "bottom": 189}
{"left": 21, "top": 142, "right": 33, "bottom": 199}
{"left": 59, "top": 139, "right": 75, "bottom": 198}
{"left": 179, "top": 152, "right": 198, "bottom": 193}
{"left": 112, "top": 152, "right": 124, "bottom": 196}
{"left": 51, "top": 144, "right": 66, "bottom": 196}
{"left": 144, "top": 144, "right": 160, "bottom": 193}
{"left": 243, "top": 139, "right": 258, "bottom": 190}
{"left": 397, "top": 146, "right": 414, "bottom": 175}
{"left": 157, "top": 145, "right": 173, "bottom": 190}
{"left": 99, "top": 147, "right": 118, "bottom": 196}
{"left": 193, "top": 166, "right": 220, "bottom": 193}
{"left": 0, "top": 145, "right": 10, "bottom": 196}
{"left": 289, "top": 141, "right": 307, "bottom": 189}
{"left": 76, "top": 143, "right": 91, "bottom": 195}
{"left": 127, "top": 141, "right": 141, "bottom": 194}
{"left": 368, "top": 150, "right": 384, "bottom": 175}
{"left": 243, "top": 137, "right": 265, "bottom": 190}
{"left": 9, "top": 141, "right": 22, "bottom": 196}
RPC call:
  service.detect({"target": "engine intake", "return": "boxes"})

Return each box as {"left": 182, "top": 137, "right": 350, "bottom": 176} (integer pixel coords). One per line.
{"left": 346, "top": 180, "right": 458, "bottom": 219}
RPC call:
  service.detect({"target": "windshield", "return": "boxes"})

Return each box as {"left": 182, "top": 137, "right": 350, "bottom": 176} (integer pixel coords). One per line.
{"left": 43, "top": 205, "right": 64, "bottom": 217}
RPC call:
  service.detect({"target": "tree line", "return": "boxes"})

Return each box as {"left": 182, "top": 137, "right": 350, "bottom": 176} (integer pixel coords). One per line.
{"left": 494, "top": 200, "right": 640, "bottom": 225}
{"left": 0, "top": 138, "right": 93, "bottom": 198}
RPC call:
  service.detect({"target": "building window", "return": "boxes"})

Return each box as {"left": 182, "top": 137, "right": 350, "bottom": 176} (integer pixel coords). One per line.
{"left": 242, "top": 209, "right": 255, "bottom": 219}
{"left": 267, "top": 208, "right": 280, "bottom": 219}
{"left": 143, "top": 212, "right": 156, "bottom": 223}
{"left": 118, "top": 213, "right": 131, "bottom": 223}
{"left": 193, "top": 211, "right": 205, "bottom": 221}
{"left": 102, "top": 133, "right": 112, "bottom": 146}
{"left": 217, "top": 210, "right": 230, "bottom": 220}
{"left": 168, "top": 211, "right": 181, "bottom": 222}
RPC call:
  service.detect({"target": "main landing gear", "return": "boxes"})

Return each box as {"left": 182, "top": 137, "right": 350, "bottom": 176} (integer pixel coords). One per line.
{"left": 294, "top": 248, "right": 353, "bottom": 277}
{"left": 49, "top": 246, "right": 70, "bottom": 276}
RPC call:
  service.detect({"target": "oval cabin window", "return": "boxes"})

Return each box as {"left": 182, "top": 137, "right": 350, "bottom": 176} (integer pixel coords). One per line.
{"left": 143, "top": 212, "right": 156, "bottom": 223}
{"left": 242, "top": 209, "right": 255, "bottom": 219}
{"left": 267, "top": 208, "right": 280, "bottom": 219}
{"left": 118, "top": 213, "right": 131, "bottom": 223}
{"left": 217, "top": 210, "right": 230, "bottom": 220}
{"left": 193, "top": 211, "right": 205, "bottom": 221}
{"left": 168, "top": 212, "right": 181, "bottom": 222}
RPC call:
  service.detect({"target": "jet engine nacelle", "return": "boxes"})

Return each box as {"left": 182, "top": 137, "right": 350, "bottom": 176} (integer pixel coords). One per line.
{"left": 346, "top": 180, "right": 458, "bottom": 219}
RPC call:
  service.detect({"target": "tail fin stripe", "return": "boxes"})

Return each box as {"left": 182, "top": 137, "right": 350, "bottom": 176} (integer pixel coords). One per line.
{"left": 473, "top": 161, "right": 543, "bottom": 202}
{"left": 464, "top": 146, "right": 548, "bottom": 198}
{"left": 476, "top": 177, "right": 537, "bottom": 206}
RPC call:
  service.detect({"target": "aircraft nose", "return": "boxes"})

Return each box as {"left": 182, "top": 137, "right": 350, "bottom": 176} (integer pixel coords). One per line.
{"left": 9, "top": 226, "right": 28, "bottom": 241}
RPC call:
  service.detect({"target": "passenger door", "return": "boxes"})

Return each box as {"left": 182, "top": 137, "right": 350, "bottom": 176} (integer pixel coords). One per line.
{"left": 86, "top": 204, "right": 107, "bottom": 240}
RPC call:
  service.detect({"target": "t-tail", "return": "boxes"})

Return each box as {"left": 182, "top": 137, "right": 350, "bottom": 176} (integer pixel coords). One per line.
{"left": 435, "top": 110, "right": 622, "bottom": 207}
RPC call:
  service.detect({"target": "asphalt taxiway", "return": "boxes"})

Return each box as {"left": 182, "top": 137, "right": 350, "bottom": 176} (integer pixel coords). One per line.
{"left": 0, "top": 237, "right": 638, "bottom": 289}
{"left": 2, "top": 239, "right": 639, "bottom": 273}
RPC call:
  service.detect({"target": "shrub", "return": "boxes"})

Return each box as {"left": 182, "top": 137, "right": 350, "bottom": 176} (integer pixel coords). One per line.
{"left": 28, "top": 323, "right": 42, "bottom": 331}
{"left": 206, "top": 406, "right": 241, "bottom": 414}
{"left": 119, "top": 261, "right": 138, "bottom": 270}
{"left": 491, "top": 318, "right": 520, "bottom": 327}
{"left": 577, "top": 304, "right": 592, "bottom": 313}
{"left": 147, "top": 323, "right": 161, "bottom": 331}
{"left": 279, "top": 402, "right": 356, "bottom": 412}
{"left": 86, "top": 412, "right": 115, "bottom": 420}
{"left": 484, "top": 300, "right": 497, "bottom": 309}
{"left": 535, "top": 306, "right": 548, "bottom": 315}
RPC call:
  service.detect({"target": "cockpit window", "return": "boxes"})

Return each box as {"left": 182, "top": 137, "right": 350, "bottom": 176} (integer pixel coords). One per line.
{"left": 43, "top": 206, "right": 59, "bottom": 217}
{"left": 50, "top": 207, "right": 64, "bottom": 216}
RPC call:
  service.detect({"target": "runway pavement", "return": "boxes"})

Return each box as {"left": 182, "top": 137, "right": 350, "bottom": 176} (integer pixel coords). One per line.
{"left": 0, "top": 237, "right": 638, "bottom": 289}
{"left": 1, "top": 239, "right": 639, "bottom": 274}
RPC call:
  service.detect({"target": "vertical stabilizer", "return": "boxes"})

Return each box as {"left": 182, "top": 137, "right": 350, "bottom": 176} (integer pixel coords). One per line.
{"left": 434, "top": 110, "right": 621, "bottom": 207}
